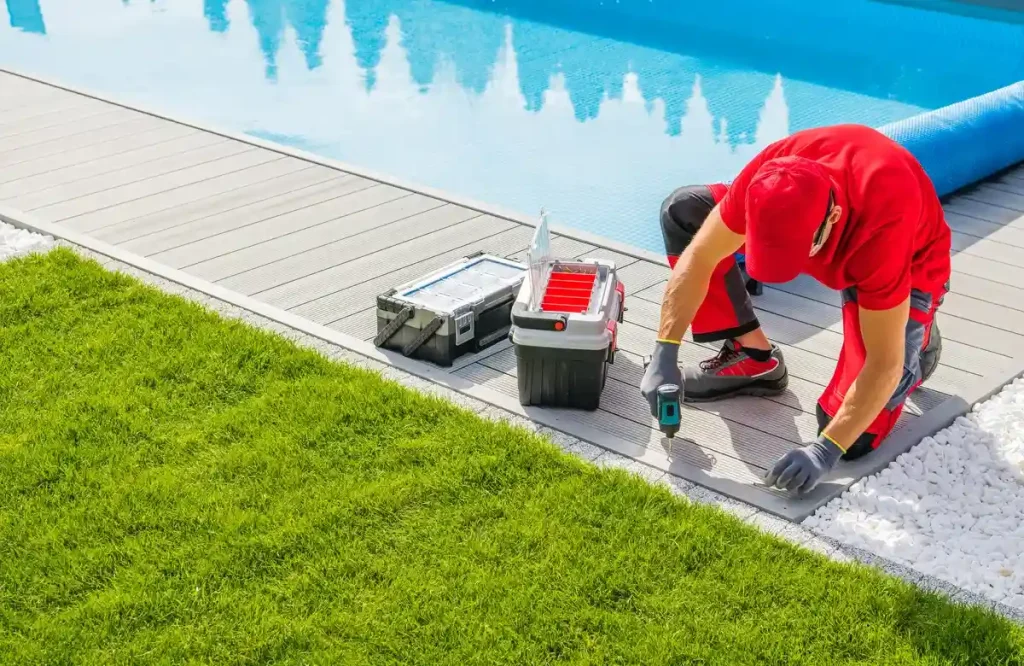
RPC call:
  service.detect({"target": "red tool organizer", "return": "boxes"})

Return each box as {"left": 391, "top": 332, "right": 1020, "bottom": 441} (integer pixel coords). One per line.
{"left": 539, "top": 270, "right": 597, "bottom": 314}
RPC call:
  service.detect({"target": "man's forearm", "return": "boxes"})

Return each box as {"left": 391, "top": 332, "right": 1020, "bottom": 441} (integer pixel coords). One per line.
{"left": 821, "top": 360, "right": 902, "bottom": 451}
{"left": 658, "top": 251, "right": 713, "bottom": 343}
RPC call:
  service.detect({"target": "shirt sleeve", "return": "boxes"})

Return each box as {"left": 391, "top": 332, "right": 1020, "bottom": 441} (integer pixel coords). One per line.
{"left": 717, "top": 147, "right": 774, "bottom": 235}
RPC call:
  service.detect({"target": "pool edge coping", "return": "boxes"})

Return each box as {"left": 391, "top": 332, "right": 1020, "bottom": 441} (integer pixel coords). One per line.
{"left": 4, "top": 67, "right": 1024, "bottom": 524}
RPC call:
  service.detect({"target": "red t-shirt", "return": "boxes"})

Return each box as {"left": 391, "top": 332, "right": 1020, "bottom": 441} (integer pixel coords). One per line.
{"left": 717, "top": 124, "right": 951, "bottom": 311}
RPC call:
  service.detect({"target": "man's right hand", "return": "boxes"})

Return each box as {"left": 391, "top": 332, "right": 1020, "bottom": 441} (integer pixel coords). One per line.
{"left": 640, "top": 340, "right": 683, "bottom": 417}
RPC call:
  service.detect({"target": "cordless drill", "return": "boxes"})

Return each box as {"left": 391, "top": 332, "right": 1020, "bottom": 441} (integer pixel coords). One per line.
{"left": 656, "top": 384, "right": 681, "bottom": 439}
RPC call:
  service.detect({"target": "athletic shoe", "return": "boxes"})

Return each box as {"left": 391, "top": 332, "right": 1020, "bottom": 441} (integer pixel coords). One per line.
{"left": 682, "top": 340, "right": 788, "bottom": 402}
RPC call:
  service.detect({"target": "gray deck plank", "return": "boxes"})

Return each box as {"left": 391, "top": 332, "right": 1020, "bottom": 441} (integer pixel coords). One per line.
{"left": 937, "top": 271, "right": 1024, "bottom": 311}
{"left": 963, "top": 186, "right": 1024, "bottom": 213}
{"left": 270, "top": 215, "right": 521, "bottom": 313}
{"left": 951, "top": 230, "right": 1024, "bottom": 267}
{"left": 152, "top": 181, "right": 404, "bottom": 269}
{"left": 985, "top": 180, "right": 1024, "bottom": 198}
{"left": 304, "top": 223, "right": 534, "bottom": 323}
{"left": 33, "top": 147, "right": 276, "bottom": 223}
{"left": 0, "top": 116, "right": 162, "bottom": 168}
{"left": 0, "top": 93, "right": 98, "bottom": 128}
{"left": 126, "top": 174, "right": 356, "bottom": 257}
{"left": 616, "top": 302, "right": 957, "bottom": 410}
{"left": 0, "top": 126, "right": 205, "bottom": 200}
{"left": 195, "top": 193, "right": 449, "bottom": 283}
{"left": 215, "top": 203, "right": 481, "bottom": 293}
{"left": 950, "top": 252, "right": 1024, "bottom": 289}
{"left": 67, "top": 157, "right": 305, "bottom": 235}
{"left": 100, "top": 165, "right": 335, "bottom": 245}
{"left": 0, "top": 97, "right": 117, "bottom": 139}
{"left": 0, "top": 123, "right": 199, "bottom": 185}
{"left": 945, "top": 198, "right": 1024, "bottom": 227}
{"left": 5, "top": 132, "right": 231, "bottom": 211}
{"left": 1, "top": 107, "right": 138, "bottom": 153}
{"left": 0, "top": 74, "right": 68, "bottom": 111}
{"left": 945, "top": 210, "right": 1024, "bottom": 248}
{"left": 456, "top": 361, "right": 771, "bottom": 489}
{"left": 479, "top": 344, "right": 820, "bottom": 445}
{"left": 631, "top": 278, "right": 1007, "bottom": 377}
{"left": 13, "top": 139, "right": 253, "bottom": 215}
{"left": 764, "top": 272, "right": 1024, "bottom": 355}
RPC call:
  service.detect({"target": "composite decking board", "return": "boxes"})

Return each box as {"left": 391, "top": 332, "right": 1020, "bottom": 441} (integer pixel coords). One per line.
{"left": 0, "top": 116, "right": 163, "bottom": 168}
{"left": 0, "top": 93, "right": 100, "bottom": 128}
{"left": 32, "top": 147, "right": 277, "bottom": 224}
{"left": 160, "top": 181, "right": 408, "bottom": 270}
{"left": 951, "top": 230, "right": 1024, "bottom": 268}
{"left": 0, "top": 123, "right": 201, "bottom": 187}
{"left": 0, "top": 98, "right": 121, "bottom": 139}
{"left": 945, "top": 210, "right": 1024, "bottom": 249}
{"left": 0, "top": 128, "right": 213, "bottom": 201}
{"left": 477, "top": 344, "right": 821, "bottom": 446}
{"left": 0, "top": 75, "right": 68, "bottom": 110}
{"left": 982, "top": 180, "right": 1024, "bottom": 199}
{"left": 69, "top": 159, "right": 313, "bottom": 238}
{"left": 91, "top": 164, "right": 330, "bottom": 244}
{"left": 303, "top": 224, "right": 537, "bottom": 323}
{"left": 127, "top": 174, "right": 356, "bottom": 257}
{"left": 5, "top": 133, "right": 234, "bottom": 211}
{"left": 963, "top": 186, "right": 1024, "bottom": 213}
{"left": 215, "top": 203, "right": 482, "bottom": 294}
{"left": 196, "top": 194, "right": 452, "bottom": 284}
{"left": 606, "top": 313, "right": 950, "bottom": 413}
{"left": 453, "top": 361, "right": 770, "bottom": 485}
{"left": 1, "top": 107, "right": 139, "bottom": 153}
{"left": 274, "top": 216, "right": 525, "bottom": 314}
{"left": 945, "top": 198, "right": 1024, "bottom": 227}
{"left": 622, "top": 278, "right": 999, "bottom": 383}
{"left": 633, "top": 277, "right": 1013, "bottom": 375}
{"left": 730, "top": 271, "right": 1024, "bottom": 354}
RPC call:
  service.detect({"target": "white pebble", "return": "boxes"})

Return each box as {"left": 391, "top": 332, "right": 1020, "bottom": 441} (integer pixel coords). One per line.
{"left": 0, "top": 222, "right": 54, "bottom": 262}
{"left": 810, "top": 376, "right": 1024, "bottom": 610}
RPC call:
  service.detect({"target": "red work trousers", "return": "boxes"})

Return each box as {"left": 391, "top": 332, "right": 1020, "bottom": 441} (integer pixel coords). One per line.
{"left": 660, "top": 184, "right": 946, "bottom": 459}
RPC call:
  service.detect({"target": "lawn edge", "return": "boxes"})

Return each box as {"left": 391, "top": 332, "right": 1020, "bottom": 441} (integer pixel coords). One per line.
{"left": 1, "top": 227, "right": 1019, "bottom": 624}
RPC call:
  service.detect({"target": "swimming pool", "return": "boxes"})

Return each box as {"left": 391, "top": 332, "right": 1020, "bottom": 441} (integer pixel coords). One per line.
{"left": 3, "top": 0, "right": 1023, "bottom": 253}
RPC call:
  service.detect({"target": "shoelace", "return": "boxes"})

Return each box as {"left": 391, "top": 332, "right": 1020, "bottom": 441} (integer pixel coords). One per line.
{"left": 699, "top": 342, "right": 741, "bottom": 371}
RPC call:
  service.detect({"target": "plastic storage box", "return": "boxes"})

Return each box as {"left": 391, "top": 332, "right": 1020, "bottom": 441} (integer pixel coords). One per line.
{"left": 509, "top": 214, "right": 625, "bottom": 410}
{"left": 374, "top": 252, "right": 527, "bottom": 366}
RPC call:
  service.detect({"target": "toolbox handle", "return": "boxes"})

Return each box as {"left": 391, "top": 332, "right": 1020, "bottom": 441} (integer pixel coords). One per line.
{"left": 511, "top": 308, "right": 568, "bottom": 332}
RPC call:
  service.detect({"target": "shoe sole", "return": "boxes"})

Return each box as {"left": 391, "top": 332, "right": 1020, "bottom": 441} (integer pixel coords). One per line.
{"left": 682, "top": 370, "right": 789, "bottom": 403}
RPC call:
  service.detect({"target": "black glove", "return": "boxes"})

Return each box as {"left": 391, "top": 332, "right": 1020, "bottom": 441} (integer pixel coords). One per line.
{"left": 764, "top": 435, "right": 844, "bottom": 495}
{"left": 640, "top": 340, "right": 683, "bottom": 418}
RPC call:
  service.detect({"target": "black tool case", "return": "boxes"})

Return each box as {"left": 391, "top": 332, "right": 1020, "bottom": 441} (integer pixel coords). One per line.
{"left": 373, "top": 252, "right": 527, "bottom": 367}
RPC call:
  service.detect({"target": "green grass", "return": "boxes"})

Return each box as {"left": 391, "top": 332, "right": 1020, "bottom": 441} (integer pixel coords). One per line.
{"left": 0, "top": 248, "right": 1021, "bottom": 666}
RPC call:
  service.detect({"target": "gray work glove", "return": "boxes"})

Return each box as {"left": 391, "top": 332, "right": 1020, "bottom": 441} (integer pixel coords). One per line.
{"left": 640, "top": 340, "right": 683, "bottom": 418}
{"left": 764, "top": 435, "right": 843, "bottom": 495}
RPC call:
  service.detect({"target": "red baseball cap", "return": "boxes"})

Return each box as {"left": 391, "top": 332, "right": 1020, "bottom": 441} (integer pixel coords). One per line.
{"left": 744, "top": 155, "right": 832, "bottom": 284}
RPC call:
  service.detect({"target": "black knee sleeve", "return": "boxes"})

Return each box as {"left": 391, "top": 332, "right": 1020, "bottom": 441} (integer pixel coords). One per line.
{"left": 660, "top": 185, "right": 716, "bottom": 258}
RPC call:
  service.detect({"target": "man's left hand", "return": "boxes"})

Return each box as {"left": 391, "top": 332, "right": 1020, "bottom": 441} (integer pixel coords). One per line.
{"left": 764, "top": 435, "right": 844, "bottom": 495}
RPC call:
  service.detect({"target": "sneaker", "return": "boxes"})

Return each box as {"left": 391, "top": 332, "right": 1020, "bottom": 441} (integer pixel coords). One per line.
{"left": 682, "top": 340, "right": 788, "bottom": 402}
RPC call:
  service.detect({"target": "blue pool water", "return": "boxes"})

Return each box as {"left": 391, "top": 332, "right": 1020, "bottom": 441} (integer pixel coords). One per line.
{"left": 2, "top": 0, "right": 1023, "bottom": 253}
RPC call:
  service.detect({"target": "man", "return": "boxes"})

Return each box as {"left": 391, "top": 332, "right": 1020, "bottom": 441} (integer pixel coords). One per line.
{"left": 640, "top": 123, "right": 951, "bottom": 496}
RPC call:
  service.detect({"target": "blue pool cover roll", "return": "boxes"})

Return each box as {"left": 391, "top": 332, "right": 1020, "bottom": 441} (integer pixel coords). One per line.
{"left": 879, "top": 80, "right": 1024, "bottom": 198}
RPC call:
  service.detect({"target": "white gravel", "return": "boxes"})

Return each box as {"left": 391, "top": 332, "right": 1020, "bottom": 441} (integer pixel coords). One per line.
{"left": 806, "top": 377, "right": 1024, "bottom": 611}
{"left": 0, "top": 221, "right": 55, "bottom": 261}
